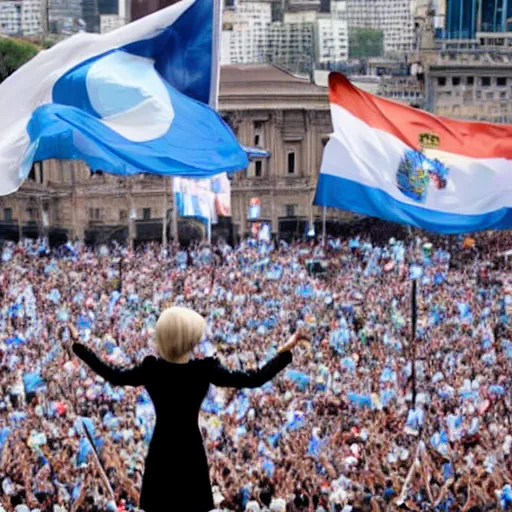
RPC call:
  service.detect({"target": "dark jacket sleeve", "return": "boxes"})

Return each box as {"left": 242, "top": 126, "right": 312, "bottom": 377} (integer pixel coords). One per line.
{"left": 207, "top": 351, "right": 292, "bottom": 389}
{"left": 72, "top": 343, "right": 155, "bottom": 387}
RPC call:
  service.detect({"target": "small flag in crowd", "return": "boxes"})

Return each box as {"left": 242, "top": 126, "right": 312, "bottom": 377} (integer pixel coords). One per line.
{"left": 315, "top": 73, "right": 512, "bottom": 234}
{"left": 0, "top": 0, "right": 248, "bottom": 196}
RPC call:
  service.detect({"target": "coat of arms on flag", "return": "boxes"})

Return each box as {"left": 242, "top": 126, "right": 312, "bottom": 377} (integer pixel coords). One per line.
{"left": 396, "top": 133, "right": 449, "bottom": 204}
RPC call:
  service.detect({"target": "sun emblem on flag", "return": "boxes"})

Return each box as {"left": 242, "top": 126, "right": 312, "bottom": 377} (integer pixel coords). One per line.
{"left": 396, "top": 132, "right": 450, "bottom": 203}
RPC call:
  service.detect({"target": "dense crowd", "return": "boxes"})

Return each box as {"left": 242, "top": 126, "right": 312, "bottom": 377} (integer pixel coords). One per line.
{"left": 0, "top": 229, "right": 511, "bottom": 512}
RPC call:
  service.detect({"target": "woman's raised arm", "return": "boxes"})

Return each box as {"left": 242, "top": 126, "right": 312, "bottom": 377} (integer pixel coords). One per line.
{"left": 72, "top": 343, "right": 154, "bottom": 387}
{"left": 208, "top": 351, "right": 292, "bottom": 389}
{"left": 207, "top": 330, "right": 308, "bottom": 389}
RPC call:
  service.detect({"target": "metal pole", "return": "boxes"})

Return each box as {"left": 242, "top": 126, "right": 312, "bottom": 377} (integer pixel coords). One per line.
{"left": 171, "top": 178, "right": 179, "bottom": 244}
{"left": 322, "top": 206, "right": 327, "bottom": 246}
{"left": 128, "top": 180, "right": 135, "bottom": 251}
{"left": 82, "top": 421, "right": 116, "bottom": 502}
{"left": 17, "top": 196, "right": 23, "bottom": 242}
{"left": 162, "top": 177, "right": 168, "bottom": 247}
{"left": 411, "top": 279, "right": 418, "bottom": 410}
{"left": 207, "top": 215, "right": 212, "bottom": 245}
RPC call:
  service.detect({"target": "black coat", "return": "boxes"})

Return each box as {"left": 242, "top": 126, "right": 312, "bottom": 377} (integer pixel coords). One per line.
{"left": 72, "top": 344, "right": 292, "bottom": 512}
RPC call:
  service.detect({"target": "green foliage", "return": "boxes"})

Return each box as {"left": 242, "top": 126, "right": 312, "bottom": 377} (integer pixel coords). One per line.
{"left": 349, "top": 28, "right": 384, "bottom": 59}
{"left": 0, "top": 37, "right": 39, "bottom": 84}
{"left": 42, "top": 39, "right": 56, "bottom": 50}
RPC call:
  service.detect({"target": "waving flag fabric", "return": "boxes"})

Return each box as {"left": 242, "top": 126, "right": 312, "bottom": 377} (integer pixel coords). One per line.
{"left": 174, "top": 173, "right": 231, "bottom": 224}
{"left": 315, "top": 73, "right": 512, "bottom": 234}
{"left": 0, "top": 0, "right": 248, "bottom": 197}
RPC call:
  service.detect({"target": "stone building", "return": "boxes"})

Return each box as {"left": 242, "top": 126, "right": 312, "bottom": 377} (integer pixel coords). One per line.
{"left": 0, "top": 65, "right": 348, "bottom": 245}
{"left": 424, "top": 50, "right": 512, "bottom": 122}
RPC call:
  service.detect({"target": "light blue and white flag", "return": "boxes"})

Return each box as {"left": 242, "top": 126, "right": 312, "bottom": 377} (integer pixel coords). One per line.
{"left": 0, "top": 0, "right": 248, "bottom": 196}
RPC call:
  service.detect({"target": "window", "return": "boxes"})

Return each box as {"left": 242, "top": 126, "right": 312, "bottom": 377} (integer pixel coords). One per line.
{"left": 437, "top": 77, "right": 446, "bottom": 86}
{"left": 28, "top": 165, "right": 36, "bottom": 181}
{"left": 287, "top": 151, "right": 296, "bottom": 174}
{"left": 119, "top": 210, "right": 128, "bottom": 221}
{"left": 254, "top": 134, "right": 261, "bottom": 146}
{"left": 476, "top": 90, "right": 482, "bottom": 99}
{"left": 501, "top": 91, "right": 507, "bottom": 100}
{"left": 487, "top": 92, "right": 494, "bottom": 101}
{"left": 254, "top": 121, "right": 263, "bottom": 130}
{"left": 89, "top": 208, "right": 102, "bottom": 221}
{"left": 255, "top": 160, "right": 262, "bottom": 177}
{"left": 466, "top": 76, "right": 474, "bottom": 86}
{"left": 3, "top": 208, "right": 12, "bottom": 222}
{"left": 90, "top": 170, "right": 104, "bottom": 177}
{"left": 27, "top": 208, "right": 36, "bottom": 221}
{"left": 285, "top": 204, "right": 296, "bottom": 217}
{"left": 452, "top": 77, "right": 460, "bottom": 86}
{"left": 482, "top": 77, "right": 491, "bottom": 87}
{"left": 143, "top": 208, "right": 151, "bottom": 220}
{"left": 497, "top": 77, "right": 507, "bottom": 87}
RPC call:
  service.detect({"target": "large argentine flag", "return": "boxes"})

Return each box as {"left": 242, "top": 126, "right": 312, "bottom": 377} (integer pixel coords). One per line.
{"left": 0, "top": 0, "right": 248, "bottom": 197}
{"left": 315, "top": 73, "right": 512, "bottom": 234}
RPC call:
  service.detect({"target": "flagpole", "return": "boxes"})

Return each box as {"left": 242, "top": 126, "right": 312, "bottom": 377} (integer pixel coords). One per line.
{"left": 322, "top": 206, "right": 327, "bottom": 246}
{"left": 209, "top": 0, "right": 222, "bottom": 110}
{"left": 82, "top": 421, "right": 116, "bottom": 503}
{"left": 171, "top": 178, "right": 178, "bottom": 244}
{"left": 207, "top": 215, "right": 212, "bottom": 245}
{"left": 162, "top": 176, "right": 168, "bottom": 247}
{"left": 411, "top": 279, "right": 418, "bottom": 410}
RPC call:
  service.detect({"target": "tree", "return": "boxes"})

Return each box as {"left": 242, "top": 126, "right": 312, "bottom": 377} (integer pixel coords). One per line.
{"left": 349, "top": 28, "right": 384, "bottom": 60}
{"left": 0, "top": 37, "right": 39, "bottom": 84}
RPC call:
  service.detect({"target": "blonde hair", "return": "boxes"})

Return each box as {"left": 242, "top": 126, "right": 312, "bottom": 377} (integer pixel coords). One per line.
{"left": 155, "top": 307, "right": 206, "bottom": 363}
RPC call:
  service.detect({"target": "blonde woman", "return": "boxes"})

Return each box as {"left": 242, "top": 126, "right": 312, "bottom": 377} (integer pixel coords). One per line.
{"left": 72, "top": 306, "right": 306, "bottom": 512}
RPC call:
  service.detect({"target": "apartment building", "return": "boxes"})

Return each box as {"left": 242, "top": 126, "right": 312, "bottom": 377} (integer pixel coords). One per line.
{"left": 222, "top": 1, "right": 272, "bottom": 64}
{"left": 344, "top": 0, "right": 415, "bottom": 55}
{"left": 99, "top": 0, "right": 126, "bottom": 32}
{"left": 221, "top": 0, "right": 348, "bottom": 70}
{"left": 0, "top": 0, "right": 42, "bottom": 35}
{"left": 100, "top": 13, "right": 123, "bottom": 32}
{"left": 0, "top": 0, "right": 22, "bottom": 34}
{"left": 316, "top": 14, "right": 349, "bottom": 63}
{"left": 48, "top": 0, "right": 82, "bottom": 24}
{"left": 267, "top": 20, "right": 316, "bottom": 73}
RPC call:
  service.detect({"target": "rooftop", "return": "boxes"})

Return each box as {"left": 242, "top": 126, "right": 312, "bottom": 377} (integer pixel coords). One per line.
{"left": 220, "top": 64, "right": 327, "bottom": 94}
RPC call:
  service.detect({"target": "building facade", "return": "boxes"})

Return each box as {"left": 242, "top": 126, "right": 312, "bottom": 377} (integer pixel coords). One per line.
{"left": 221, "top": 1, "right": 272, "bottom": 64}
{"left": 444, "top": 0, "right": 478, "bottom": 39}
{"left": 131, "top": 0, "right": 178, "bottom": 21}
{"left": 221, "top": 1, "right": 348, "bottom": 71}
{"left": 0, "top": 0, "right": 42, "bottom": 36}
{"left": 425, "top": 53, "right": 512, "bottom": 122}
{"left": 100, "top": 13, "right": 124, "bottom": 32}
{"left": 0, "top": 65, "right": 350, "bottom": 245}
{"left": 316, "top": 15, "right": 349, "bottom": 63}
{"left": 48, "top": 0, "right": 83, "bottom": 33}
{"left": 344, "top": 0, "right": 415, "bottom": 55}
{"left": 480, "top": 0, "right": 512, "bottom": 33}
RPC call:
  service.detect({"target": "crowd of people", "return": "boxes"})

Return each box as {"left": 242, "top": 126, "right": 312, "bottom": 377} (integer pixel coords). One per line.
{"left": 0, "top": 227, "right": 511, "bottom": 512}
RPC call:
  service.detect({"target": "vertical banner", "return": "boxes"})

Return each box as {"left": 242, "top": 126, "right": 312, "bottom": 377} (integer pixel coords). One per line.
{"left": 249, "top": 197, "right": 261, "bottom": 220}
{"left": 174, "top": 174, "right": 231, "bottom": 224}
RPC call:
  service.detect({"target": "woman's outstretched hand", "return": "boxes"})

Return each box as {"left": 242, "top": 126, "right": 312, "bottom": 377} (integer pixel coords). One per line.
{"left": 277, "top": 329, "right": 310, "bottom": 353}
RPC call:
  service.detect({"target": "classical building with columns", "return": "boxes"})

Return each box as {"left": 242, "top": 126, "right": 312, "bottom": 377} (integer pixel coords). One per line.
{"left": 0, "top": 65, "right": 349, "bottom": 245}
